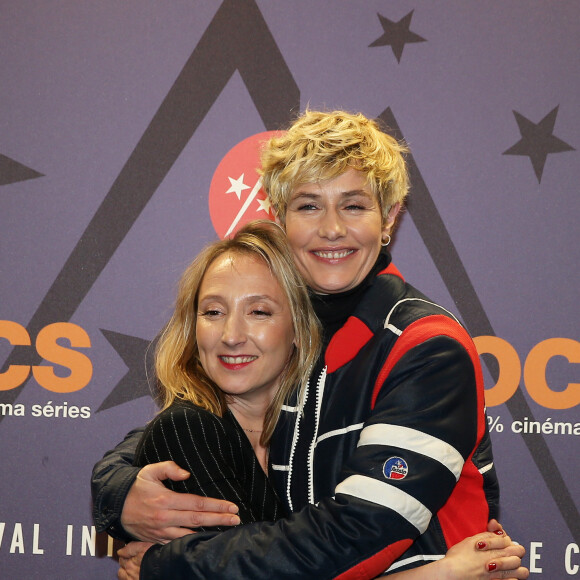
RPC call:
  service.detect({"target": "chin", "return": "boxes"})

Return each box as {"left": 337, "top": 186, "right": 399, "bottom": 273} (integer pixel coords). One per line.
{"left": 314, "top": 283, "right": 350, "bottom": 294}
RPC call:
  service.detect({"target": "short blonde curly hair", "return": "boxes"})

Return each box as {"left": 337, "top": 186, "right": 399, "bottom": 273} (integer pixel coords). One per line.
{"left": 259, "top": 110, "right": 409, "bottom": 223}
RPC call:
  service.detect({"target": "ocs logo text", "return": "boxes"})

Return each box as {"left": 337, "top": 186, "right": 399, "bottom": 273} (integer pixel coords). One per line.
{"left": 0, "top": 321, "right": 92, "bottom": 393}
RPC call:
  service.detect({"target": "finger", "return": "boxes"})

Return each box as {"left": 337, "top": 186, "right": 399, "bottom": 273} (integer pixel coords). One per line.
{"left": 501, "top": 544, "right": 526, "bottom": 558}
{"left": 475, "top": 532, "right": 512, "bottom": 551}
{"left": 117, "top": 548, "right": 134, "bottom": 559}
{"left": 170, "top": 492, "right": 240, "bottom": 514}
{"left": 154, "top": 513, "right": 241, "bottom": 535}
{"left": 144, "top": 509, "right": 240, "bottom": 539}
{"left": 487, "top": 540, "right": 526, "bottom": 559}
{"left": 186, "top": 508, "right": 242, "bottom": 528}
{"left": 138, "top": 461, "right": 191, "bottom": 483}
{"left": 148, "top": 489, "right": 239, "bottom": 516}
{"left": 487, "top": 519, "right": 503, "bottom": 533}
{"left": 483, "top": 546, "right": 526, "bottom": 567}
{"left": 489, "top": 566, "right": 530, "bottom": 579}
{"left": 489, "top": 556, "right": 526, "bottom": 571}
{"left": 118, "top": 542, "right": 144, "bottom": 559}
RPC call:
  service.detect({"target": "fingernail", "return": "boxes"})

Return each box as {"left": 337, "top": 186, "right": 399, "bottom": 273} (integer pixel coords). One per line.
{"left": 228, "top": 505, "right": 239, "bottom": 514}
{"left": 477, "top": 541, "right": 487, "bottom": 550}
{"left": 231, "top": 515, "right": 241, "bottom": 525}
{"left": 494, "top": 529, "right": 504, "bottom": 535}
{"left": 488, "top": 562, "right": 497, "bottom": 572}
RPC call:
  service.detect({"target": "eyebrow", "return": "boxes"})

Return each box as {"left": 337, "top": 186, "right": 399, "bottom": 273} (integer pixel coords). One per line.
{"left": 198, "top": 294, "right": 281, "bottom": 305}
{"left": 290, "top": 189, "right": 371, "bottom": 200}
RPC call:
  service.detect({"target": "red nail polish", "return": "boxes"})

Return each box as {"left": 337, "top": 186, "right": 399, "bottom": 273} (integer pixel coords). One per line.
{"left": 488, "top": 562, "right": 497, "bottom": 572}
{"left": 494, "top": 529, "right": 504, "bottom": 535}
{"left": 477, "top": 541, "right": 487, "bottom": 550}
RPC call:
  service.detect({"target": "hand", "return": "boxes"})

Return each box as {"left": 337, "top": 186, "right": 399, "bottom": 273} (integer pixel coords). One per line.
{"left": 121, "top": 461, "right": 240, "bottom": 543}
{"left": 118, "top": 541, "right": 153, "bottom": 580}
{"left": 440, "top": 527, "right": 529, "bottom": 580}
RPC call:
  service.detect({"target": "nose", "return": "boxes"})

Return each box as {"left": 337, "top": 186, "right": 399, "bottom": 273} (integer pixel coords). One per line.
{"left": 318, "top": 207, "right": 346, "bottom": 240}
{"left": 221, "top": 313, "right": 247, "bottom": 347}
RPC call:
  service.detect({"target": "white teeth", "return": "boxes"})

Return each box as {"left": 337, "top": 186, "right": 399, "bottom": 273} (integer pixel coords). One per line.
{"left": 314, "top": 249, "right": 354, "bottom": 259}
{"left": 220, "top": 356, "right": 257, "bottom": 364}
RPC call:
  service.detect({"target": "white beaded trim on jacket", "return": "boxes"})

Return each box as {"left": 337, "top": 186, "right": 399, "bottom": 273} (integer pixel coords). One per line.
{"left": 307, "top": 365, "right": 327, "bottom": 505}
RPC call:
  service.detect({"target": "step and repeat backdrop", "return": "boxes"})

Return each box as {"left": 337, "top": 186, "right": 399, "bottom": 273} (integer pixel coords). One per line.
{"left": 1, "top": 2, "right": 578, "bottom": 578}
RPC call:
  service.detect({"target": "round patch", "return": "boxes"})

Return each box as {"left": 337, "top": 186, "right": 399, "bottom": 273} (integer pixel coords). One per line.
{"left": 383, "top": 457, "right": 408, "bottom": 480}
{"left": 208, "top": 131, "right": 281, "bottom": 239}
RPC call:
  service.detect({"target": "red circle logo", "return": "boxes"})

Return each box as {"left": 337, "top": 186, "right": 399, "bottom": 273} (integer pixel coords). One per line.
{"left": 209, "top": 131, "right": 281, "bottom": 238}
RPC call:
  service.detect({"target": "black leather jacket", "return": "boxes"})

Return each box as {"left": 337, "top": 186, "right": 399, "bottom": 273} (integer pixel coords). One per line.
{"left": 91, "top": 256, "right": 498, "bottom": 578}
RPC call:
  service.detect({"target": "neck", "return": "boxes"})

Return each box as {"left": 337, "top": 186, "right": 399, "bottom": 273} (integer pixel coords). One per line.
{"left": 309, "top": 249, "right": 391, "bottom": 343}
{"left": 227, "top": 394, "right": 270, "bottom": 433}
{"left": 227, "top": 401, "right": 269, "bottom": 473}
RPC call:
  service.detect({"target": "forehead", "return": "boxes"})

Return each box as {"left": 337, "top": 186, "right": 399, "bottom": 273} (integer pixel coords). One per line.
{"left": 200, "top": 252, "right": 285, "bottom": 300}
{"left": 290, "top": 168, "right": 375, "bottom": 199}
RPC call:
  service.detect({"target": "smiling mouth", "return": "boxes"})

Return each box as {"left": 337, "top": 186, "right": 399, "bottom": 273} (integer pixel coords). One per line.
{"left": 219, "top": 356, "right": 257, "bottom": 364}
{"left": 312, "top": 249, "right": 355, "bottom": 259}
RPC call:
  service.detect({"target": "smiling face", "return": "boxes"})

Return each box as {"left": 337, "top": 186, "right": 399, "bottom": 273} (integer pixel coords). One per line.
{"left": 284, "top": 168, "right": 398, "bottom": 294}
{"left": 196, "top": 252, "right": 296, "bottom": 406}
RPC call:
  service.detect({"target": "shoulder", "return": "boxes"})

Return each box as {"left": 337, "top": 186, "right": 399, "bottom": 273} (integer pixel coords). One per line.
{"left": 366, "top": 269, "right": 466, "bottom": 337}
{"left": 366, "top": 276, "right": 478, "bottom": 377}
{"left": 147, "top": 402, "right": 230, "bottom": 435}
{"left": 346, "top": 268, "right": 463, "bottom": 342}
{"left": 137, "top": 403, "right": 239, "bottom": 457}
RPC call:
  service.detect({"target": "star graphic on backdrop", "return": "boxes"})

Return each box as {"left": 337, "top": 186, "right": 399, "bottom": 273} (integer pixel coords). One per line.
{"left": 226, "top": 173, "right": 250, "bottom": 199}
{"left": 256, "top": 196, "right": 271, "bottom": 214}
{"left": 503, "top": 106, "right": 575, "bottom": 183}
{"left": 369, "top": 10, "right": 426, "bottom": 63}
{"left": 96, "top": 330, "right": 156, "bottom": 412}
{"left": 0, "top": 154, "right": 44, "bottom": 186}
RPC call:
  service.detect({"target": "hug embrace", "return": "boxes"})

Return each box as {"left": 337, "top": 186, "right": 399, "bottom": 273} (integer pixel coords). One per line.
{"left": 92, "top": 110, "right": 529, "bottom": 580}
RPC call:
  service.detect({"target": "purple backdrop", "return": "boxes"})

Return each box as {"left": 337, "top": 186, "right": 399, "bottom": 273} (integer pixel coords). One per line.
{"left": 1, "top": 1, "right": 578, "bottom": 578}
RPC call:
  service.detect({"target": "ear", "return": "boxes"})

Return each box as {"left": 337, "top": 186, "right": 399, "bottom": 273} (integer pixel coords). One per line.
{"left": 382, "top": 202, "right": 401, "bottom": 236}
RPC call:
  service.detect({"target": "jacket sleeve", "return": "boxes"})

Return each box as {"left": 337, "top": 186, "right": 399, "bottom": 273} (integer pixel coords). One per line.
{"left": 140, "top": 332, "right": 484, "bottom": 579}
{"left": 91, "top": 427, "right": 144, "bottom": 541}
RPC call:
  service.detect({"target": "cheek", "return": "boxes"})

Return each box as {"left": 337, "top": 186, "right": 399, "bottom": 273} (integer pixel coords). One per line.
{"left": 196, "top": 322, "right": 215, "bottom": 353}
{"left": 273, "top": 321, "right": 296, "bottom": 358}
{"left": 359, "top": 220, "right": 383, "bottom": 247}
{"left": 284, "top": 218, "right": 308, "bottom": 250}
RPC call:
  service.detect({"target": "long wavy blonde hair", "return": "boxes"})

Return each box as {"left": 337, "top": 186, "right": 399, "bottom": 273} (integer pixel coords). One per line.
{"left": 154, "top": 220, "right": 321, "bottom": 445}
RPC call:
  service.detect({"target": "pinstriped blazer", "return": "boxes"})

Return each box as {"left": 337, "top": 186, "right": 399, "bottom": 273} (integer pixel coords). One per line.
{"left": 134, "top": 401, "right": 285, "bottom": 531}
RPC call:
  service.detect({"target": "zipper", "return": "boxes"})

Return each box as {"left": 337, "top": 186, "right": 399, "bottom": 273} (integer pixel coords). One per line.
{"left": 307, "top": 365, "right": 327, "bottom": 505}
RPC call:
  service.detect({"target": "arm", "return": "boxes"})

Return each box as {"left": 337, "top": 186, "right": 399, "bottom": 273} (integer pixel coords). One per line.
{"left": 91, "top": 427, "right": 144, "bottom": 541}
{"left": 91, "top": 425, "right": 240, "bottom": 543}
{"left": 138, "top": 333, "right": 492, "bottom": 578}
{"left": 120, "top": 528, "right": 527, "bottom": 580}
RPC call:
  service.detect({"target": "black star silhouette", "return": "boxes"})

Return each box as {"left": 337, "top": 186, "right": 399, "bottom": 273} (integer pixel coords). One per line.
{"left": 369, "top": 10, "right": 426, "bottom": 63}
{"left": 96, "top": 330, "right": 158, "bottom": 412}
{"left": 503, "top": 106, "right": 575, "bottom": 183}
{"left": 0, "top": 154, "right": 43, "bottom": 186}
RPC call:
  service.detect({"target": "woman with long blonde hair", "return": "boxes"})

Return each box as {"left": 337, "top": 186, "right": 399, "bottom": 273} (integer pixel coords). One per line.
{"left": 134, "top": 220, "right": 320, "bottom": 528}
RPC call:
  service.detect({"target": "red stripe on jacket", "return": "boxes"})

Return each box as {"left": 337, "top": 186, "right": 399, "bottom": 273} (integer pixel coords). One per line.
{"left": 333, "top": 539, "right": 413, "bottom": 580}
{"left": 371, "top": 314, "right": 489, "bottom": 547}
